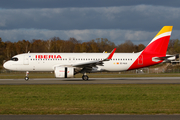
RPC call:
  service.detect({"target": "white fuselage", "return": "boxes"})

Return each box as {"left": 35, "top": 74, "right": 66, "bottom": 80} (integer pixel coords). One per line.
{"left": 3, "top": 52, "right": 141, "bottom": 72}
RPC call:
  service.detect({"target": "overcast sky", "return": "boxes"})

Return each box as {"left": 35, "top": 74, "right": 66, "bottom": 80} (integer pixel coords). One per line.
{"left": 0, "top": 0, "right": 180, "bottom": 45}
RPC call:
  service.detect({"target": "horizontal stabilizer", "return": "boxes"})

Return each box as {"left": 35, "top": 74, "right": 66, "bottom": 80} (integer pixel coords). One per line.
{"left": 153, "top": 54, "right": 178, "bottom": 62}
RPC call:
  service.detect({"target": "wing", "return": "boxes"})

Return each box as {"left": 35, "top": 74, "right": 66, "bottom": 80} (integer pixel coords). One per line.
{"left": 72, "top": 48, "right": 116, "bottom": 69}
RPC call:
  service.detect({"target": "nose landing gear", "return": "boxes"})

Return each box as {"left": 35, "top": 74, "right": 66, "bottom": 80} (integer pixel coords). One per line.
{"left": 24, "top": 71, "right": 29, "bottom": 81}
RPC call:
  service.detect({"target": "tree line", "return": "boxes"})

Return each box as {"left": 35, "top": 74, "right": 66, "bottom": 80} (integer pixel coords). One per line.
{"left": 0, "top": 37, "right": 179, "bottom": 65}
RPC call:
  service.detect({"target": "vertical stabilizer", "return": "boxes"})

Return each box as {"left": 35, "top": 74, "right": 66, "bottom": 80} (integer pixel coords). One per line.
{"left": 128, "top": 26, "right": 173, "bottom": 70}
{"left": 143, "top": 26, "right": 173, "bottom": 55}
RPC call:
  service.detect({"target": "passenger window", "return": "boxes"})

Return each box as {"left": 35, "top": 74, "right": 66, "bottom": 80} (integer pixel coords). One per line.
{"left": 11, "top": 57, "right": 18, "bottom": 61}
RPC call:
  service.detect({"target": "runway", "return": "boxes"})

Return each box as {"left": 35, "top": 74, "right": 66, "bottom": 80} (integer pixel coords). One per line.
{"left": 0, "top": 115, "right": 180, "bottom": 120}
{"left": 0, "top": 77, "right": 180, "bottom": 85}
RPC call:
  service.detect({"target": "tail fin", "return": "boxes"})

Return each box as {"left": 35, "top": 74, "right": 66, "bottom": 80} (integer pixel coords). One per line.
{"left": 143, "top": 26, "right": 173, "bottom": 55}
{"left": 128, "top": 26, "right": 173, "bottom": 70}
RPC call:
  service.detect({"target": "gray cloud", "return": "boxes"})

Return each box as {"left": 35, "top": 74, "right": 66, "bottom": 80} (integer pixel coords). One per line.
{"left": 2, "top": 28, "right": 176, "bottom": 46}
{"left": 1, "top": 0, "right": 180, "bottom": 9}
{"left": 0, "top": 4, "right": 179, "bottom": 44}
{"left": 0, "top": 5, "right": 179, "bottom": 31}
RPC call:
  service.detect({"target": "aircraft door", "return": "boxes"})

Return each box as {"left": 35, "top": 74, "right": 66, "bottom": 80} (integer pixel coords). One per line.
{"left": 23, "top": 55, "right": 29, "bottom": 65}
{"left": 138, "top": 55, "right": 143, "bottom": 65}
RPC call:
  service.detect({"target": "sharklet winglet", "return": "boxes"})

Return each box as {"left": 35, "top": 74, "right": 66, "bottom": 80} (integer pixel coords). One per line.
{"left": 102, "top": 48, "right": 116, "bottom": 61}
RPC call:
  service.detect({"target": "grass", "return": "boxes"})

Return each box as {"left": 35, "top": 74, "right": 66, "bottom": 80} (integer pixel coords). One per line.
{"left": 0, "top": 84, "right": 180, "bottom": 114}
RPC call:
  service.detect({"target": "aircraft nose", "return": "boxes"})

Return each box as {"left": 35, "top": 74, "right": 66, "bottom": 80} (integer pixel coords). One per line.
{"left": 3, "top": 62, "right": 10, "bottom": 70}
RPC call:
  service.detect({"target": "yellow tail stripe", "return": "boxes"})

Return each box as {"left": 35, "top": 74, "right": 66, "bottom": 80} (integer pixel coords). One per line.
{"left": 154, "top": 26, "right": 173, "bottom": 38}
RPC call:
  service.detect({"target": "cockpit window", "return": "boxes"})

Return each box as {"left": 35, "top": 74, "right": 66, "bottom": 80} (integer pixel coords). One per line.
{"left": 11, "top": 57, "right": 18, "bottom": 61}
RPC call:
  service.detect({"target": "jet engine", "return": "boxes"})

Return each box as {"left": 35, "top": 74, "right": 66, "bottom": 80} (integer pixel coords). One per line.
{"left": 54, "top": 67, "right": 74, "bottom": 78}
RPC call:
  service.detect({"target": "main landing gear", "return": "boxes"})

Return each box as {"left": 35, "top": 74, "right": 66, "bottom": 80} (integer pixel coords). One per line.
{"left": 24, "top": 71, "right": 29, "bottom": 81}
{"left": 82, "top": 73, "right": 89, "bottom": 81}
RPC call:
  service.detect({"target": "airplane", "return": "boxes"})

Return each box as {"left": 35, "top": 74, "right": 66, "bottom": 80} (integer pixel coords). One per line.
{"left": 3, "top": 26, "right": 173, "bottom": 81}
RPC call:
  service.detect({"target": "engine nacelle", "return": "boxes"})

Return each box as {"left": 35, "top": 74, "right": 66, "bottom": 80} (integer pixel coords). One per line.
{"left": 54, "top": 67, "right": 74, "bottom": 78}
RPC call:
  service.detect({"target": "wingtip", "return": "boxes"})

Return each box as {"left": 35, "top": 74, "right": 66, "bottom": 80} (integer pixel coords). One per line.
{"left": 107, "top": 48, "right": 116, "bottom": 59}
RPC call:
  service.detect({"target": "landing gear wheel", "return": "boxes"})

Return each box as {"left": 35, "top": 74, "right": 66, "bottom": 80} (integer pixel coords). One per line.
{"left": 25, "top": 76, "right": 29, "bottom": 81}
{"left": 82, "top": 75, "right": 89, "bottom": 81}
